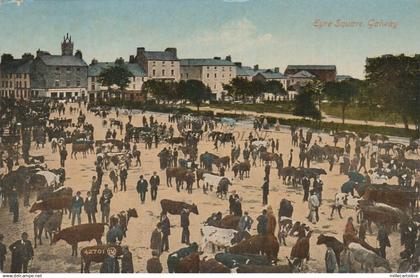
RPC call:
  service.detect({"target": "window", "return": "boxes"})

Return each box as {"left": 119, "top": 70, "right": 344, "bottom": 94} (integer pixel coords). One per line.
{"left": 9, "top": 81, "right": 12, "bottom": 87}
{"left": 222, "top": 74, "right": 224, "bottom": 78}
{"left": 66, "top": 80, "right": 70, "bottom": 87}
{"left": 76, "top": 68, "right": 80, "bottom": 72}
{"left": 207, "top": 73, "right": 209, "bottom": 78}
{"left": 186, "top": 73, "right": 189, "bottom": 78}
{"left": 214, "top": 67, "right": 217, "bottom": 69}
{"left": 171, "top": 70, "right": 174, "bottom": 76}
{"left": 214, "top": 73, "right": 217, "bottom": 78}
{"left": 162, "top": 61, "right": 165, "bottom": 65}
{"left": 229, "top": 74, "right": 232, "bottom": 77}
{"left": 214, "top": 84, "right": 216, "bottom": 89}
{"left": 171, "top": 61, "right": 174, "bottom": 65}
{"left": 55, "top": 80, "right": 60, "bottom": 87}
{"left": 207, "top": 66, "right": 209, "bottom": 69}
{"left": 152, "top": 69, "right": 156, "bottom": 76}
{"left": 91, "top": 84, "right": 95, "bottom": 90}
{"left": 56, "top": 67, "right": 59, "bottom": 71}
{"left": 162, "top": 69, "right": 165, "bottom": 76}
{"left": 222, "top": 67, "right": 225, "bottom": 71}
{"left": 133, "top": 84, "right": 136, "bottom": 89}
{"left": 66, "top": 67, "right": 71, "bottom": 73}
{"left": 229, "top": 67, "right": 232, "bottom": 71}
{"left": 76, "top": 80, "right": 80, "bottom": 86}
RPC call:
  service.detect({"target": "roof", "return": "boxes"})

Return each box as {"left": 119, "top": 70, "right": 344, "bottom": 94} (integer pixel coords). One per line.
{"left": 180, "top": 58, "right": 235, "bottom": 67}
{"left": 143, "top": 51, "right": 178, "bottom": 61}
{"left": 257, "top": 70, "right": 285, "bottom": 79}
{"left": 236, "top": 66, "right": 256, "bottom": 76}
{"left": 1, "top": 59, "right": 32, "bottom": 74}
{"left": 38, "top": 55, "right": 87, "bottom": 67}
{"left": 289, "top": 70, "right": 315, "bottom": 78}
{"left": 286, "top": 65, "right": 336, "bottom": 71}
{"left": 88, "top": 62, "right": 146, "bottom": 77}
{"left": 336, "top": 75, "right": 353, "bottom": 81}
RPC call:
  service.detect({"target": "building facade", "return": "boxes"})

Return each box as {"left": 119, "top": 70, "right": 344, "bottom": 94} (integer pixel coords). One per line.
{"left": 133, "top": 47, "right": 180, "bottom": 81}
{"left": 30, "top": 34, "right": 88, "bottom": 99}
{"left": 88, "top": 59, "right": 148, "bottom": 102}
{"left": 0, "top": 53, "right": 33, "bottom": 99}
{"left": 180, "top": 56, "right": 237, "bottom": 99}
{"left": 284, "top": 65, "right": 336, "bottom": 82}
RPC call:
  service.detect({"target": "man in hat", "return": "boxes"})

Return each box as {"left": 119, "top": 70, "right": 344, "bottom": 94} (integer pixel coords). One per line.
{"left": 121, "top": 246, "right": 134, "bottom": 273}
{"left": 146, "top": 250, "right": 163, "bottom": 273}
{"left": 160, "top": 211, "right": 170, "bottom": 252}
{"left": 84, "top": 191, "right": 97, "bottom": 224}
{"left": 149, "top": 172, "right": 160, "bottom": 201}
{"left": 180, "top": 208, "right": 190, "bottom": 245}
{"left": 71, "top": 191, "right": 84, "bottom": 226}
{"left": 261, "top": 176, "right": 269, "bottom": 205}
{"left": 150, "top": 223, "right": 162, "bottom": 256}
{"left": 100, "top": 184, "right": 113, "bottom": 224}
{"left": 9, "top": 187, "right": 19, "bottom": 223}
{"left": 9, "top": 232, "right": 33, "bottom": 273}
{"left": 136, "top": 175, "right": 148, "bottom": 204}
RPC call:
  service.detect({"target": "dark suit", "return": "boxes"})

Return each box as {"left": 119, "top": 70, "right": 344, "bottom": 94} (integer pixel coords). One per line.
{"left": 149, "top": 175, "right": 160, "bottom": 201}
{"left": 9, "top": 240, "right": 34, "bottom": 273}
{"left": 84, "top": 196, "right": 97, "bottom": 223}
{"left": 161, "top": 217, "right": 170, "bottom": 251}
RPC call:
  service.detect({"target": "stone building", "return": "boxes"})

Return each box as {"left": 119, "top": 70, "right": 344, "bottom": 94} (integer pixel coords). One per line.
{"left": 284, "top": 65, "right": 336, "bottom": 82}
{"left": 180, "top": 56, "right": 237, "bottom": 99}
{"left": 88, "top": 59, "right": 147, "bottom": 102}
{"left": 30, "top": 34, "right": 88, "bottom": 99}
{"left": 0, "top": 53, "right": 33, "bottom": 99}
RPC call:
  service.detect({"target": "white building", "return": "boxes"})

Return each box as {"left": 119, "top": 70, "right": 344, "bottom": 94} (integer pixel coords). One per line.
{"left": 133, "top": 47, "right": 180, "bottom": 81}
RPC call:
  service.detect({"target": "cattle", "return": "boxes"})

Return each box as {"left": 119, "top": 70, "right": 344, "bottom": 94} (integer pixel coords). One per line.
{"left": 214, "top": 252, "right": 270, "bottom": 268}
{"left": 279, "top": 199, "right": 293, "bottom": 218}
{"left": 357, "top": 201, "right": 409, "bottom": 232}
{"left": 232, "top": 160, "right": 250, "bottom": 180}
{"left": 236, "top": 258, "right": 300, "bottom": 273}
{"left": 316, "top": 234, "right": 344, "bottom": 266}
{"left": 110, "top": 208, "right": 138, "bottom": 237}
{"left": 160, "top": 199, "right": 199, "bottom": 215}
{"left": 51, "top": 223, "right": 107, "bottom": 256}
{"left": 363, "top": 184, "right": 415, "bottom": 211}
{"left": 166, "top": 136, "right": 185, "bottom": 146}
{"left": 342, "top": 233, "right": 380, "bottom": 256}
{"left": 199, "top": 257, "right": 230, "bottom": 273}
{"left": 348, "top": 243, "right": 392, "bottom": 272}
{"left": 214, "top": 156, "right": 231, "bottom": 169}
{"left": 277, "top": 217, "right": 309, "bottom": 246}
{"left": 80, "top": 244, "right": 122, "bottom": 273}
{"left": 174, "top": 252, "right": 200, "bottom": 273}
{"left": 30, "top": 196, "right": 72, "bottom": 213}
{"left": 290, "top": 230, "right": 312, "bottom": 266}
{"left": 200, "top": 226, "right": 249, "bottom": 252}
{"left": 260, "top": 151, "right": 279, "bottom": 165}
{"left": 229, "top": 234, "right": 279, "bottom": 262}
{"left": 196, "top": 169, "right": 218, "bottom": 187}
{"left": 251, "top": 140, "right": 268, "bottom": 150}
{"left": 43, "top": 210, "right": 63, "bottom": 243}
{"left": 71, "top": 141, "right": 94, "bottom": 159}
{"left": 167, "top": 243, "right": 199, "bottom": 273}
{"left": 202, "top": 173, "right": 232, "bottom": 199}
{"left": 206, "top": 214, "right": 241, "bottom": 230}
{"left": 37, "top": 186, "right": 73, "bottom": 201}
{"left": 166, "top": 167, "right": 188, "bottom": 187}
{"left": 33, "top": 210, "right": 53, "bottom": 248}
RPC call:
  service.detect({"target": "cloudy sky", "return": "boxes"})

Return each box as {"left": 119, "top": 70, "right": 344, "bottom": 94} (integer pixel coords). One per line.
{"left": 0, "top": 0, "right": 419, "bottom": 78}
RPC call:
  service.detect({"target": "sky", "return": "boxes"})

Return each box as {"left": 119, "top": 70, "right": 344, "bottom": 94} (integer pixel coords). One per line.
{"left": 0, "top": 0, "right": 419, "bottom": 78}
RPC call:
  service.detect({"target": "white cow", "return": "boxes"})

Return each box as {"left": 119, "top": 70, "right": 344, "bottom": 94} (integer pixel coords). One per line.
{"left": 201, "top": 225, "right": 240, "bottom": 252}
{"left": 35, "top": 170, "right": 61, "bottom": 187}
{"left": 348, "top": 243, "right": 392, "bottom": 272}
{"left": 202, "top": 173, "right": 232, "bottom": 198}
{"left": 251, "top": 140, "right": 268, "bottom": 150}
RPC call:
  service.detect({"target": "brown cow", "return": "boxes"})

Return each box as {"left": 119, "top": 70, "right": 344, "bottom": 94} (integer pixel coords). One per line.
{"left": 29, "top": 196, "right": 72, "bottom": 213}
{"left": 199, "top": 257, "right": 230, "bottom": 273}
{"left": 166, "top": 137, "right": 185, "bottom": 146}
{"left": 238, "top": 160, "right": 251, "bottom": 180}
{"left": 34, "top": 210, "right": 63, "bottom": 248}
{"left": 363, "top": 185, "right": 415, "bottom": 211}
{"left": 229, "top": 234, "right": 279, "bottom": 262}
{"left": 260, "top": 152, "right": 279, "bottom": 165}
{"left": 214, "top": 156, "right": 230, "bottom": 169}
{"left": 290, "top": 230, "right": 312, "bottom": 266}
{"left": 212, "top": 215, "right": 241, "bottom": 230}
{"left": 71, "top": 142, "right": 94, "bottom": 159}
{"left": 161, "top": 199, "right": 199, "bottom": 215}
{"left": 110, "top": 208, "right": 138, "bottom": 237}
{"left": 342, "top": 233, "right": 380, "bottom": 256}
{"left": 51, "top": 223, "right": 107, "bottom": 256}
{"left": 166, "top": 167, "right": 187, "bottom": 187}
{"left": 80, "top": 244, "right": 122, "bottom": 273}
{"left": 174, "top": 252, "right": 200, "bottom": 273}
{"left": 316, "top": 234, "right": 344, "bottom": 266}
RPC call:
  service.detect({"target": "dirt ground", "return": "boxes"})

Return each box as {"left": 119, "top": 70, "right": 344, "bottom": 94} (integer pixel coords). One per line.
{"left": 0, "top": 102, "right": 417, "bottom": 273}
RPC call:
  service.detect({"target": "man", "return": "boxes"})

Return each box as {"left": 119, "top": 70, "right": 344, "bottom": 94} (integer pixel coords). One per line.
{"left": 120, "top": 167, "right": 128, "bottom": 192}
{"left": 377, "top": 224, "right": 390, "bottom": 259}
{"left": 136, "top": 175, "right": 148, "bottom": 204}
{"left": 264, "top": 162, "right": 270, "bottom": 179}
{"left": 9, "top": 232, "right": 34, "bottom": 273}
{"left": 302, "top": 176, "right": 310, "bottom": 202}
{"left": 325, "top": 246, "right": 337, "bottom": 273}
{"left": 121, "top": 246, "right": 134, "bottom": 273}
{"left": 233, "top": 194, "right": 242, "bottom": 216}
{"left": 146, "top": 250, "right": 163, "bottom": 273}
{"left": 0, "top": 234, "right": 6, "bottom": 272}
{"left": 100, "top": 184, "right": 113, "bottom": 224}
{"left": 276, "top": 154, "right": 283, "bottom": 178}
{"left": 109, "top": 169, "right": 119, "bottom": 192}
{"left": 9, "top": 187, "right": 19, "bottom": 223}
{"left": 330, "top": 193, "right": 344, "bottom": 219}
{"left": 313, "top": 176, "right": 324, "bottom": 204}
{"left": 257, "top": 209, "right": 268, "bottom": 235}
{"left": 358, "top": 154, "right": 367, "bottom": 173}
{"left": 84, "top": 191, "right": 97, "bottom": 224}
{"left": 261, "top": 177, "right": 269, "bottom": 205}
{"left": 338, "top": 246, "right": 354, "bottom": 273}
{"left": 71, "top": 191, "right": 84, "bottom": 226}
{"left": 343, "top": 217, "right": 357, "bottom": 246}
{"left": 237, "top": 211, "right": 253, "bottom": 240}
{"left": 358, "top": 219, "right": 367, "bottom": 242}
{"left": 149, "top": 172, "right": 160, "bottom": 201}
{"left": 150, "top": 223, "right": 162, "bottom": 255}
{"left": 180, "top": 208, "right": 190, "bottom": 245}
{"left": 59, "top": 146, "right": 68, "bottom": 168}
{"left": 100, "top": 249, "right": 120, "bottom": 273}
{"left": 308, "top": 190, "right": 319, "bottom": 224}
{"left": 160, "top": 211, "right": 171, "bottom": 252}
{"left": 288, "top": 149, "right": 293, "bottom": 167}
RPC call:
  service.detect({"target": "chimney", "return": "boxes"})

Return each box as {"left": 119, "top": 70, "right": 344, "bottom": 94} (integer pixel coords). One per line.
{"left": 274, "top": 67, "right": 279, "bottom": 73}
{"left": 234, "top": 62, "right": 242, "bottom": 67}
{"left": 137, "top": 47, "right": 145, "bottom": 56}
{"left": 91, "top": 58, "right": 98, "bottom": 65}
{"left": 165, "top": 47, "right": 177, "bottom": 58}
{"left": 225, "top": 55, "right": 231, "bottom": 62}
{"left": 214, "top": 57, "right": 221, "bottom": 60}
{"left": 129, "top": 55, "right": 135, "bottom": 63}
{"left": 254, "top": 64, "right": 259, "bottom": 70}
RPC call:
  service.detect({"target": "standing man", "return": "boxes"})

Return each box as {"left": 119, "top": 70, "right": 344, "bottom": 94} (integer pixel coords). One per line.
{"left": 101, "top": 184, "right": 113, "bottom": 224}
{"left": 120, "top": 167, "right": 128, "bottom": 192}
{"left": 160, "top": 211, "right": 171, "bottom": 252}
{"left": 150, "top": 223, "right": 162, "bottom": 255}
{"left": 325, "top": 246, "right": 337, "bottom": 273}
{"left": 149, "top": 172, "right": 160, "bottom": 201}
{"left": 9, "top": 232, "right": 34, "bottom": 273}
{"left": 237, "top": 211, "right": 253, "bottom": 240}
{"left": 96, "top": 164, "right": 104, "bottom": 186}
{"left": 0, "top": 234, "right": 6, "bottom": 272}
{"left": 308, "top": 190, "right": 319, "bottom": 224}
{"left": 59, "top": 146, "right": 68, "bottom": 168}
{"left": 173, "top": 148, "right": 178, "bottom": 167}
{"left": 136, "top": 175, "right": 148, "bottom": 204}
{"left": 121, "top": 246, "right": 134, "bottom": 273}
{"left": 9, "top": 187, "right": 19, "bottom": 223}
{"left": 261, "top": 177, "right": 269, "bottom": 205}
{"left": 288, "top": 149, "right": 293, "bottom": 167}
{"left": 84, "top": 191, "right": 97, "bottom": 224}
{"left": 330, "top": 193, "right": 344, "bottom": 219}
{"left": 264, "top": 162, "right": 270, "bottom": 179}
{"left": 257, "top": 209, "right": 268, "bottom": 235}
{"left": 358, "top": 154, "right": 367, "bottom": 173}
{"left": 377, "top": 224, "right": 391, "bottom": 259}
{"left": 302, "top": 176, "right": 310, "bottom": 202}
{"left": 180, "top": 208, "right": 190, "bottom": 245}
{"left": 71, "top": 191, "right": 84, "bottom": 226}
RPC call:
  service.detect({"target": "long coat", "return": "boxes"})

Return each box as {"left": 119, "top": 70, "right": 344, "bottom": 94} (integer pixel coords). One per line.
{"left": 9, "top": 240, "right": 34, "bottom": 272}
{"left": 100, "top": 255, "right": 120, "bottom": 273}
{"left": 150, "top": 229, "right": 162, "bottom": 250}
{"left": 121, "top": 250, "right": 134, "bottom": 273}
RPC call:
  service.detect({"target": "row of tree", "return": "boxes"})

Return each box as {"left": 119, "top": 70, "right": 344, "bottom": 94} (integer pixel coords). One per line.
{"left": 222, "top": 78, "right": 286, "bottom": 102}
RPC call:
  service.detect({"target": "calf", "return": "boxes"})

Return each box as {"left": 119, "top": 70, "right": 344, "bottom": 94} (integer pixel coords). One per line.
{"left": 80, "top": 245, "right": 122, "bottom": 273}
{"left": 51, "top": 223, "right": 106, "bottom": 256}
{"left": 161, "top": 199, "right": 199, "bottom": 215}
{"left": 349, "top": 243, "right": 392, "bottom": 272}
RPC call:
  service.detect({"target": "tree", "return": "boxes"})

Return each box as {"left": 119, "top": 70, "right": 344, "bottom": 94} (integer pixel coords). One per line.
{"left": 142, "top": 79, "right": 167, "bottom": 103}
{"left": 249, "top": 80, "right": 265, "bottom": 103}
{"left": 324, "top": 79, "right": 359, "bottom": 124}
{"left": 98, "top": 59, "right": 133, "bottom": 98}
{"left": 293, "top": 84, "right": 321, "bottom": 120}
{"left": 264, "top": 80, "right": 286, "bottom": 101}
{"left": 179, "top": 80, "right": 211, "bottom": 111}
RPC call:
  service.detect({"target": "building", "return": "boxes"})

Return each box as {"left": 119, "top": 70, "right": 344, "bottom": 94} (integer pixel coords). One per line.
{"left": 287, "top": 70, "right": 315, "bottom": 87}
{"left": 132, "top": 47, "right": 180, "bottom": 81}
{"left": 180, "top": 56, "right": 237, "bottom": 99}
{"left": 336, "top": 75, "right": 353, "bottom": 82}
{"left": 284, "top": 65, "right": 336, "bottom": 82}
{"left": 0, "top": 53, "right": 33, "bottom": 99}
{"left": 88, "top": 59, "right": 147, "bottom": 102}
{"left": 30, "top": 34, "right": 88, "bottom": 99}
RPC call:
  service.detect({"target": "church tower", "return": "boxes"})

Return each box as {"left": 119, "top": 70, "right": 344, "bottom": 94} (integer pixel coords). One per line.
{"left": 61, "top": 33, "right": 74, "bottom": 56}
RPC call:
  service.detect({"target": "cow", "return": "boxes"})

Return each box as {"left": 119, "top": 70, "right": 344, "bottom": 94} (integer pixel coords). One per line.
{"left": 174, "top": 252, "right": 200, "bottom": 273}
{"left": 277, "top": 217, "right": 309, "bottom": 246}
{"left": 167, "top": 243, "right": 199, "bottom": 273}
{"left": 348, "top": 243, "right": 392, "bottom": 272}
{"left": 199, "top": 257, "right": 230, "bottom": 273}
{"left": 316, "top": 234, "right": 344, "bottom": 266}
{"left": 33, "top": 210, "right": 54, "bottom": 248}
{"left": 214, "top": 253, "right": 270, "bottom": 269}
{"left": 233, "top": 160, "right": 250, "bottom": 180}
{"left": 357, "top": 201, "right": 409, "bottom": 232}
{"left": 166, "top": 167, "right": 188, "bottom": 187}
{"left": 200, "top": 226, "right": 250, "bottom": 252}
{"left": 71, "top": 141, "right": 94, "bottom": 159}
{"left": 363, "top": 184, "right": 415, "bottom": 211}
{"left": 260, "top": 151, "right": 279, "bottom": 165}
{"left": 37, "top": 186, "right": 73, "bottom": 201}
{"left": 43, "top": 210, "right": 63, "bottom": 243}
{"left": 160, "top": 199, "right": 199, "bottom": 215}
{"left": 214, "top": 156, "right": 231, "bottom": 169}
{"left": 290, "top": 230, "right": 312, "bottom": 266}
{"left": 110, "top": 208, "right": 138, "bottom": 237}
{"left": 80, "top": 244, "right": 123, "bottom": 273}
{"left": 166, "top": 136, "right": 185, "bottom": 146}
{"left": 236, "top": 257, "right": 300, "bottom": 273}
{"left": 229, "top": 234, "right": 279, "bottom": 263}
{"left": 202, "top": 174, "right": 231, "bottom": 199}
{"left": 51, "top": 223, "right": 107, "bottom": 256}
{"left": 30, "top": 196, "right": 72, "bottom": 213}
{"left": 196, "top": 169, "right": 218, "bottom": 188}
{"left": 205, "top": 214, "right": 241, "bottom": 230}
